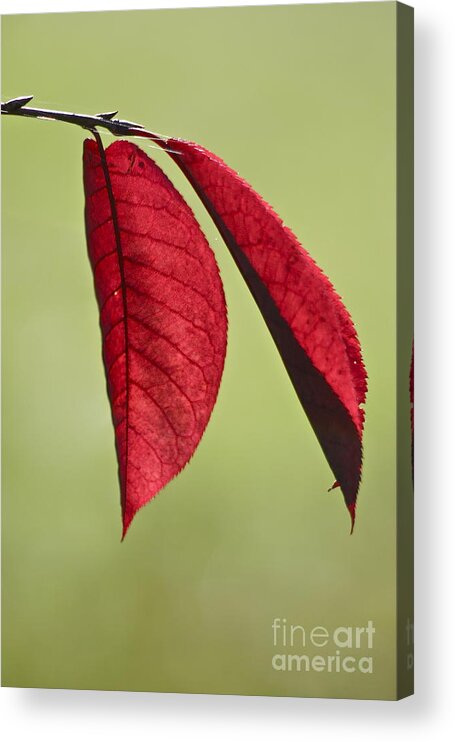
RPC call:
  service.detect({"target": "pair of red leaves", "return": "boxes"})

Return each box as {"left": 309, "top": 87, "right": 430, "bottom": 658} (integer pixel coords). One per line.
{"left": 83, "top": 134, "right": 367, "bottom": 537}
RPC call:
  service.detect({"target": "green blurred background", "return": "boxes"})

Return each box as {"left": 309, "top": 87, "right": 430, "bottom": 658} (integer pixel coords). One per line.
{"left": 2, "top": 3, "right": 399, "bottom": 698}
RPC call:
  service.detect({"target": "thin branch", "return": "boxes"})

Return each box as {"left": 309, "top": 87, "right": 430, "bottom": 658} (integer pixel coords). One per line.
{"left": 1, "top": 95, "right": 166, "bottom": 143}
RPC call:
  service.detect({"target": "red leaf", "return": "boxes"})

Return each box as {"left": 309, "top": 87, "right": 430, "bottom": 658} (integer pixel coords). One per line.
{"left": 83, "top": 139, "right": 227, "bottom": 536}
{"left": 162, "top": 138, "right": 367, "bottom": 529}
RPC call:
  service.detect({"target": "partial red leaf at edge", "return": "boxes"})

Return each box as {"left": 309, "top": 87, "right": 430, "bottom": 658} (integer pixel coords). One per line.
{"left": 163, "top": 138, "right": 368, "bottom": 529}
{"left": 410, "top": 342, "right": 414, "bottom": 477}
{"left": 83, "top": 139, "right": 227, "bottom": 537}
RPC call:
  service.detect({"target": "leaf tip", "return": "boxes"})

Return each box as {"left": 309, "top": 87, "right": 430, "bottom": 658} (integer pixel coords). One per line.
{"left": 121, "top": 512, "right": 133, "bottom": 541}
{"left": 348, "top": 503, "right": 356, "bottom": 535}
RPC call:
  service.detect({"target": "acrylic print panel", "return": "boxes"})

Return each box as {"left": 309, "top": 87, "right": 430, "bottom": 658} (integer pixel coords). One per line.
{"left": 1, "top": 2, "right": 410, "bottom": 699}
